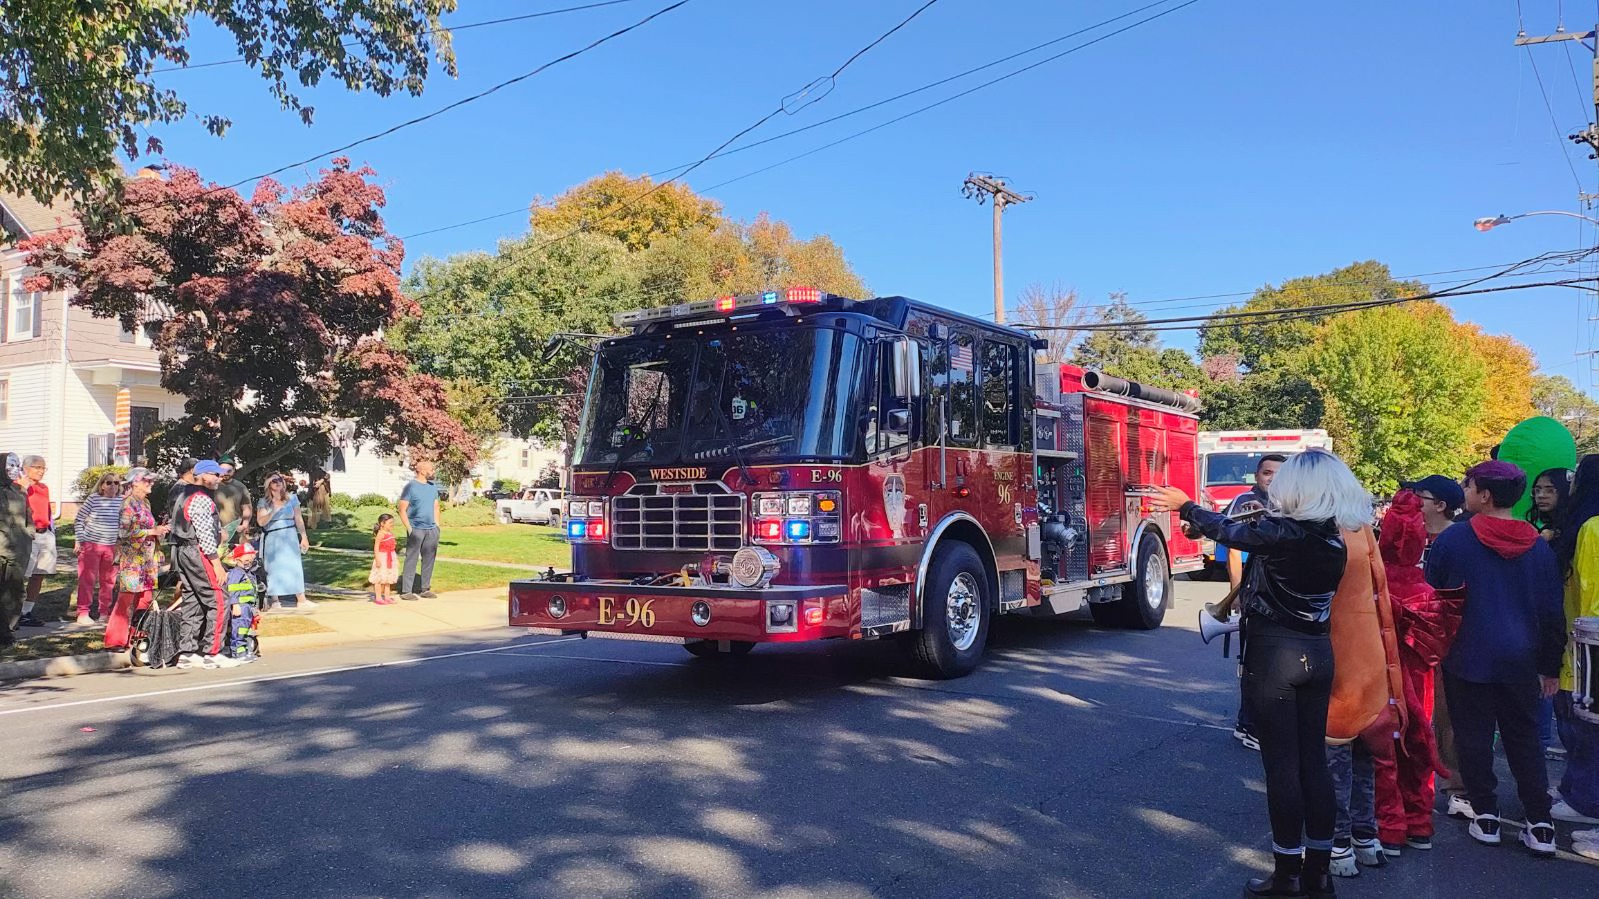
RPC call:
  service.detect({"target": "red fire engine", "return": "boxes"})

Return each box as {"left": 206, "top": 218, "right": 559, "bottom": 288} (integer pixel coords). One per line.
{"left": 509, "top": 288, "right": 1205, "bottom": 677}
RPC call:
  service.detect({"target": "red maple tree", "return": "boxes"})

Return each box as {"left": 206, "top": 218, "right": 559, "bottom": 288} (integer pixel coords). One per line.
{"left": 23, "top": 159, "right": 472, "bottom": 475}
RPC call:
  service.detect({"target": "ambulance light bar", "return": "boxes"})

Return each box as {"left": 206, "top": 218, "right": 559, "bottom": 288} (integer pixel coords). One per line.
{"left": 614, "top": 286, "right": 831, "bottom": 328}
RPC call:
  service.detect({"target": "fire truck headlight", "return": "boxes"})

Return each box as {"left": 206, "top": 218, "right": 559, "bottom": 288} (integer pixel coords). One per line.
{"left": 767, "top": 600, "right": 796, "bottom": 631}
{"left": 691, "top": 601, "right": 712, "bottom": 626}
{"left": 547, "top": 595, "right": 568, "bottom": 619}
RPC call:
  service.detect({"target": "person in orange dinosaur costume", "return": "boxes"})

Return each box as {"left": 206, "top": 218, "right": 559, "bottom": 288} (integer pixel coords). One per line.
{"left": 1379, "top": 490, "right": 1461, "bottom": 848}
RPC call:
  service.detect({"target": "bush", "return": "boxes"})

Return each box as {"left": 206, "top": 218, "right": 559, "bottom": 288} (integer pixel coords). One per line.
{"left": 329, "top": 492, "right": 359, "bottom": 510}
{"left": 440, "top": 501, "right": 498, "bottom": 528}
{"left": 75, "top": 464, "right": 130, "bottom": 499}
{"left": 354, "top": 493, "right": 391, "bottom": 508}
{"left": 492, "top": 478, "right": 522, "bottom": 494}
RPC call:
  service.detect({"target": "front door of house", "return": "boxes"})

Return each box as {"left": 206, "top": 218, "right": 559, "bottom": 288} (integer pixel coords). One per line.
{"left": 129, "top": 406, "right": 160, "bottom": 467}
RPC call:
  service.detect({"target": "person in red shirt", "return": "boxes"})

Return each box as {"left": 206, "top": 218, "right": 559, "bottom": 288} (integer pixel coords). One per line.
{"left": 18, "top": 455, "right": 56, "bottom": 628}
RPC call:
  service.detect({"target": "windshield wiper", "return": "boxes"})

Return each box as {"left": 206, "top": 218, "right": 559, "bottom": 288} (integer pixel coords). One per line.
{"left": 604, "top": 373, "right": 668, "bottom": 489}
{"left": 704, "top": 391, "right": 757, "bottom": 488}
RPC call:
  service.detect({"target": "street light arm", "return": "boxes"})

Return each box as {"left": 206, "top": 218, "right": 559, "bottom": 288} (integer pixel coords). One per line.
{"left": 1475, "top": 210, "right": 1599, "bottom": 231}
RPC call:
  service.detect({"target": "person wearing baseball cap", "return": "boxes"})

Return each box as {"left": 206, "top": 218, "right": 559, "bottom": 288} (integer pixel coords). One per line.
{"left": 169, "top": 460, "right": 239, "bottom": 669}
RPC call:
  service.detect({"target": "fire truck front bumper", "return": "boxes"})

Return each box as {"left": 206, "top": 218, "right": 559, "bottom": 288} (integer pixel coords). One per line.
{"left": 508, "top": 579, "right": 854, "bottom": 643}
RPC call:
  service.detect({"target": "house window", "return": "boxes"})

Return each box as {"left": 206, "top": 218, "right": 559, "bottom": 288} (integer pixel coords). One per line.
{"left": 520, "top": 448, "right": 531, "bottom": 467}
{"left": 118, "top": 320, "right": 154, "bottom": 346}
{"left": 0, "top": 380, "right": 8, "bottom": 422}
{"left": 8, "top": 284, "right": 40, "bottom": 342}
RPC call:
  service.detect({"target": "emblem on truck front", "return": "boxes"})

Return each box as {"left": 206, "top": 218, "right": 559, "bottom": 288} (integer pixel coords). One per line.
{"left": 648, "top": 467, "right": 708, "bottom": 481}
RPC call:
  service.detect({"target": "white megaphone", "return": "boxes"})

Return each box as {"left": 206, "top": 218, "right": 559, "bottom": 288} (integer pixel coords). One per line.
{"left": 1199, "top": 607, "right": 1241, "bottom": 645}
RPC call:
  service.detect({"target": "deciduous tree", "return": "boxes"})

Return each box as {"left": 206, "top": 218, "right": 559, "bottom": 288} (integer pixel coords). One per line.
{"left": 1533, "top": 374, "right": 1599, "bottom": 454}
{"left": 22, "top": 160, "right": 472, "bottom": 475}
{"left": 1453, "top": 324, "right": 1537, "bottom": 456}
{"left": 1071, "top": 293, "right": 1203, "bottom": 391}
{"left": 1307, "top": 304, "right": 1487, "bottom": 491}
{"left": 0, "top": 1, "right": 456, "bottom": 203}
{"left": 1013, "top": 282, "right": 1082, "bottom": 362}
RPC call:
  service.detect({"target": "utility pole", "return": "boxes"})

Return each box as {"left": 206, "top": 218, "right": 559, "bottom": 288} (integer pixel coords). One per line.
{"left": 1516, "top": 23, "right": 1599, "bottom": 205}
{"left": 962, "top": 173, "right": 1034, "bottom": 324}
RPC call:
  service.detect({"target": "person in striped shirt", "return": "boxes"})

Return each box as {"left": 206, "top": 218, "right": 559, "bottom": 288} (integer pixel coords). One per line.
{"left": 72, "top": 471, "right": 124, "bottom": 625}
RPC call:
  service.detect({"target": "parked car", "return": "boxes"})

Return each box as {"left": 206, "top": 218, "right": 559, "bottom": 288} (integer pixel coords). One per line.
{"left": 495, "top": 488, "right": 564, "bottom": 525}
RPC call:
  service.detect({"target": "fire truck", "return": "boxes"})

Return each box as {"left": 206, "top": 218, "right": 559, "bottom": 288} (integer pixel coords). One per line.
{"left": 509, "top": 288, "right": 1205, "bottom": 677}
{"left": 1195, "top": 429, "right": 1333, "bottom": 574}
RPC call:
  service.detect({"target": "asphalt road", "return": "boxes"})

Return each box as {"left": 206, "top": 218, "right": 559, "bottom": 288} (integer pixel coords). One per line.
{"left": 1, "top": 580, "right": 1595, "bottom": 898}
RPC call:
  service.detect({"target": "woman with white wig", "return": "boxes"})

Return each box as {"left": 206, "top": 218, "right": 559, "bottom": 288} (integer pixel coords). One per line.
{"left": 1153, "top": 449, "right": 1371, "bottom": 898}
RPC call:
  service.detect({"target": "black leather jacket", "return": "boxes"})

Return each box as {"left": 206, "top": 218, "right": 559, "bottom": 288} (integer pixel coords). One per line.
{"left": 1180, "top": 502, "right": 1347, "bottom": 635}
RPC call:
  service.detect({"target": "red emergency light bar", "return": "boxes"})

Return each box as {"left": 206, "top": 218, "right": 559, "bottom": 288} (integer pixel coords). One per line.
{"left": 614, "top": 287, "right": 833, "bottom": 328}
{"left": 1218, "top": 434, "right": 1303, "bottom": 442}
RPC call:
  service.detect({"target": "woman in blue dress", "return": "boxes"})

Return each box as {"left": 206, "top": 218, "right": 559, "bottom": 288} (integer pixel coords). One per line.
{"left": 255, "top": 473, "right": 313, "bottom": 611}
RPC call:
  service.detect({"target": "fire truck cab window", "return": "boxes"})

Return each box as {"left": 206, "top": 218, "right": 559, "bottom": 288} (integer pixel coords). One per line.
{"left": 574, "top": 329, "right": 868, "bottom": 466}
{"left": 874, "top": 341, "right": 912, "bottom": 457}
{"left": 982, "top": 340, "right": 1018, "bottom": 447}
{"left": 946, "top": 333, "right": 977, "bottom": 445}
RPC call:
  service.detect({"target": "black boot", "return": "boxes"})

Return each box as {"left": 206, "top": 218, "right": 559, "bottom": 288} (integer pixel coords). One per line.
{"left": 1244, "top": 851, "right": 1305, "bottom": 897}
{"left": 1302, "top": 847, "right": 1334, "bottom": 899}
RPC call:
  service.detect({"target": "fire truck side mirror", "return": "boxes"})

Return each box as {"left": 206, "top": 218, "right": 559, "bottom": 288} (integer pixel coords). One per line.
{"left": 891, "top": 337, "right": 920, "bottom": 401}
{"left": 887, "top": 408, "right": 912, "bottom": 434}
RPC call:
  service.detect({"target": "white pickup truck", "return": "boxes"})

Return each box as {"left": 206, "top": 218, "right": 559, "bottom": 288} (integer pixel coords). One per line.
{"left": 495, "top": 488, "right": 565, "bottom": 525}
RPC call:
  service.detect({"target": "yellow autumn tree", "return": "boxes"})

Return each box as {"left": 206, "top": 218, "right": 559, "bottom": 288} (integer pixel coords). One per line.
{"left": 1453, "top": 323, "right": 1537, "bottom": 455}
{"left": 530, "top": 171, "right": 723, "bottom": 251}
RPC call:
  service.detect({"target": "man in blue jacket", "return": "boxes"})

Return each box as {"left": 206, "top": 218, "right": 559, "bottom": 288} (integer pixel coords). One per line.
{"left": 1425, "top": 460, "right": 1566, "bottom": 857}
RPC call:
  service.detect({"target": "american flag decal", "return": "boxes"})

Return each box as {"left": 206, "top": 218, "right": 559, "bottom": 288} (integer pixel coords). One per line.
{"left": 951, "top": 343, "right": 974, "bottom": 371}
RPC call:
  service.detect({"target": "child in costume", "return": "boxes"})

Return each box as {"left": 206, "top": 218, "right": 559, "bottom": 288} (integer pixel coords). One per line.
{"left": 369, "top": 513, "right": 399, "bottom": 605}
{"left": 223, "top": 543, "right": 264, "bottom": 662}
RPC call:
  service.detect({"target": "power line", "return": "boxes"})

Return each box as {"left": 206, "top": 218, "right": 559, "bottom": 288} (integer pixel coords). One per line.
{"left": 1526, "top": 47, "right": 1587, "bottom": 194}
{"left": 399, "top": 0, "right": 1195, "bottom": 245}
{"left": 31, "top": 1, "right": 649, "bottom": 89}
{"left": 124, "top": 0, "right": 695, "bottom": 216}
{"left": 436, "top": 0, "right": 948, "bottom": 293}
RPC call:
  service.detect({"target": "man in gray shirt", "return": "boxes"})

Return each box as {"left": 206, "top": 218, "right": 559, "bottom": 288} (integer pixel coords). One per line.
{"left": 397, "top": 459, "right": 442, "bottom": 600}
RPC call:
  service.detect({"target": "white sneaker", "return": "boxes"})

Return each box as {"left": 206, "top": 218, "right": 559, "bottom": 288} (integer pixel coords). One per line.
{"left": 1353, "top": 838, "right": 1387, "bottom": 867}
{"left": 1329, "top": 846, "right": 1358, "bottom": 878}
{"left": 1447, "top": 793, "right": 1476, "bottom": 820}
{"left": 208, "top": 655, "right": 244, "bottom": 669}
{"left": 175, "top": 654, "right": 201, "bottom": 670}
{"left": 75, "top": 614, "right": 94, "bottom": 626}
{"left": 1469, "top": 814, "right": 1502, "bottom": 846}
{"left": 297, "top": 598, "right": 319, "bottom": 610}
{"left": 1575, "top": 840, "right": 1599, "bottom": 861}
{"left": 1551, "top": 799, "right": 1599, "bottom": 825}
{"left": 1520, "top": 822, "right": 1556, "bottom": 857}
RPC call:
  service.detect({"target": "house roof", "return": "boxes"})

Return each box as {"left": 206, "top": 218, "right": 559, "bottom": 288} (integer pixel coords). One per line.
{"left": 0, "top": 186, "right": 78, "bottom": 242}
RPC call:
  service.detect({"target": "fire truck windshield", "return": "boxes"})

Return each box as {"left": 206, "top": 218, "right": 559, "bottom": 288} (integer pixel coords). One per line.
{"left": 1204, "top": 451, "right": 1271, "bottom": 487}
{"left": 574, "top": 327, "right": 868, "bottom": 467}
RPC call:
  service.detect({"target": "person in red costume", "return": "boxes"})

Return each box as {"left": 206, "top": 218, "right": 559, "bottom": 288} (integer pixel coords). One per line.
{"left": 1378, "top": 491, "right": 1461, "bottom": 849}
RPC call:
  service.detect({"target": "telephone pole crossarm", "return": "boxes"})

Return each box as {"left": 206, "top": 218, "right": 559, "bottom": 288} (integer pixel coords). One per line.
{"left": 962, "top": 173, "right": 1035, "bottom": 324}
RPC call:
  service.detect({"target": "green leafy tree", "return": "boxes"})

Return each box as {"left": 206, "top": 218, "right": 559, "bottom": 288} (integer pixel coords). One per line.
{"left": 0, "top": 1, "right": 457, "bottom": 203}
{"left": 1071, "top": 294, "right": 1202, "bottom": 391}
{"left": 1307, "top": 304, "right": 1487, "bottom": 491}
{"left": 1199, "top": 261, "right": 1426, "bottom": 372}
{"left": 1533, "top": 374, "right": 1599, "bottom": 455}
{"left": 1201, "top": 370, "right": 1325, "bottom": 431}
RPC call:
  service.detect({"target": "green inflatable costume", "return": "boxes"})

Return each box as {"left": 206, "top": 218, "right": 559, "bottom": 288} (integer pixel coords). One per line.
{"left": 1497, "top": 416, "right": 1577, "bottom": 519}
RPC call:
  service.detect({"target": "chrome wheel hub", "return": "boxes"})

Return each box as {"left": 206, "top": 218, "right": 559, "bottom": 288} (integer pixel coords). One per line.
{"left": 946, "top": 572, "right": 980, "bottom": 651}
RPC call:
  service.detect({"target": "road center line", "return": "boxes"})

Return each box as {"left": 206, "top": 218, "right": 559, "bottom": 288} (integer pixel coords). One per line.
{"left": 0, "top": 637, "right": 580, "bottom": 718}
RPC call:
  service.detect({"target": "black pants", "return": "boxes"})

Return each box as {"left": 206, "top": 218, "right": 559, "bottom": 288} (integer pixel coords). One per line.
{"left": 174, "top": 545, "right": 225, "bottom": 656}
{"left": 0, "top": 557, "right": 23, "bottom": 645}
{"left": 1443, "top": 671, "right": 1553, "bottom": 823}
{"left": 1244, "top": 617, "right": 1337, "bottom": 852}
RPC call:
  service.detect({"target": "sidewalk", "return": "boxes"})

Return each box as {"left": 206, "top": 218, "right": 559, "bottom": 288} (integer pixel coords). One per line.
{"left": 263, "top": 588, "right": 511, "bottom": 652}
{"left": 0, "top": 587, "right": 513, "bottom": 681}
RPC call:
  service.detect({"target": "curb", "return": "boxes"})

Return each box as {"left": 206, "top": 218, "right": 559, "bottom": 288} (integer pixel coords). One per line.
{"left": 0, "top": 650, "right": 131, "bottom": 683}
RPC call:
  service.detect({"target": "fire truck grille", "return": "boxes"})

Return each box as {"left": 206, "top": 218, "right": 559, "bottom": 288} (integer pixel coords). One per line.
{"left": 610, "top": 492, "right": 746, "bottom": 552}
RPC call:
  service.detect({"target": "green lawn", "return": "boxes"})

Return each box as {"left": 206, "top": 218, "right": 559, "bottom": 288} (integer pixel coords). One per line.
{"left": 309, "top": 506, "right": 569, "bottom": 568}
{"left": 301, "top": 551, "right": 538, "bottom": 594}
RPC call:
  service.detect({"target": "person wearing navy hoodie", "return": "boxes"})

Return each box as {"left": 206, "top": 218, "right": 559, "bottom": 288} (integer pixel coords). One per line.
{"left": 1424, "top": 460, "right": 1566, "bottom": 857}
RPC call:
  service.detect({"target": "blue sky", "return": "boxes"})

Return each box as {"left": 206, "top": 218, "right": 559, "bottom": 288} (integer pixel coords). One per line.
{"left": 147, "top": 0, "right": 1599, "bottom": 394}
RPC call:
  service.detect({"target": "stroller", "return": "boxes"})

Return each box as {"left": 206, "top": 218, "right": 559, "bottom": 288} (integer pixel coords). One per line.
{"left": 127, "top": 591, "right": 183, "bottom": 669}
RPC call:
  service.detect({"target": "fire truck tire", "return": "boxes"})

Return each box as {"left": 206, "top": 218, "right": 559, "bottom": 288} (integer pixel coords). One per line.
{"left": 910, "top": 542, "right": 991, "bottom": 679}
{"left": 684, "top": 640, "right": 755, "bottom": 659}
{"left": 1092, "top": 537, "right": 1169, "bottom": 630}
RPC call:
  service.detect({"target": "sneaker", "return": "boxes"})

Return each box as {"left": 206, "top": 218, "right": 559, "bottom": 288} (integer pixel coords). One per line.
{"left": 1447, "top": 793, "right": 1476, "bottom": 820}
{"left": 1574, "top": 828, "right": 1599, "bottom": 842}
{"left": 374, "top": 596, "right": 396, "bottom": 606}
{"left": 1380, "top": 841, "right": 1404, "bottom": 858}
{"left": 1575, "top": 839, "right": 1599, "bottom": 861}
{"left": 1551, "top": 800, "right": 1599, "bottom": 825}
{"left": 420, "top": 591, "right": 439, "bottom": 599}
{"left": 297, "top": 598, "right": 318, "bottom": 610}
{"left": 1233, "top": 727, "right": 1261, "bottom": 752}
{"left": 400, "top": 593, "right": 421, "bottom": 601}
{"left": 17, "top": 613, "right": 45, "bottom": 628}
{"left": 208, "top": 655, "right": 243, "bottom": 669}
{"left": 1546, "top": 745, "right": 1568, "bottom": 761}
{"left": 1352, "top": 838, "right": 1387, "bottom": 867}
{"left": 75, "top": 614, "right": 94, "bottom": 626}
{"left": 1329, "top": 845, "right": 1358, "bottom": 878}
{"left": 1469, "top": 814, "right": 1502, "bottom": 846}
{"left": 176, "top": 654, "right": 202, "bottom": 670}
{"left": 1519, "top": 822, "right": 1556, "bottom": 857}
{"left": 1405, "top": 835, "right": 1432, "bottom": 851}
